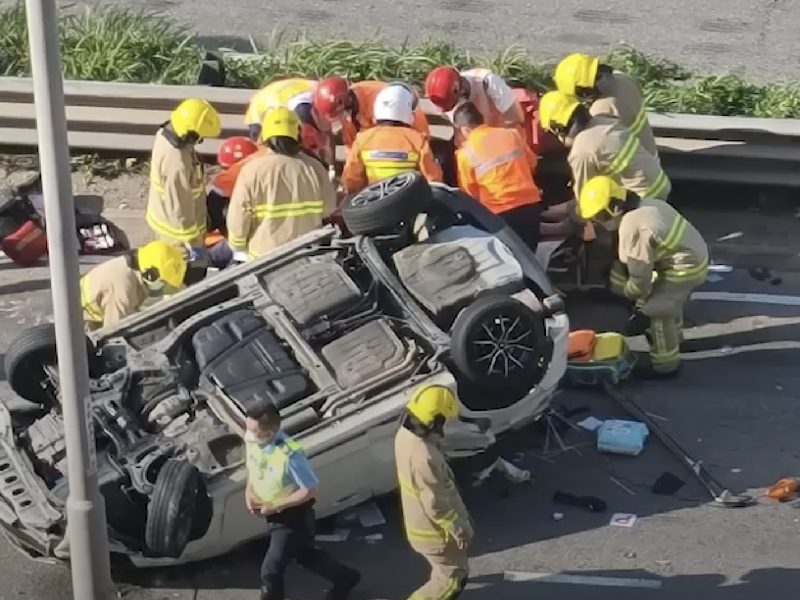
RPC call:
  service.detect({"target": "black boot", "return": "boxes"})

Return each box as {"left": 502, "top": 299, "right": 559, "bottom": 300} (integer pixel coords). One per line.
{"left": 324, "top": 567, "right": 361, "bottom": 600}
{"left": 260, "top": 584, "right": 284, "bottom": 600}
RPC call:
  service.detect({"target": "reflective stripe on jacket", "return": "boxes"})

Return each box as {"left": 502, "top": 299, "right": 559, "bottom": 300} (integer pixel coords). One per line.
{"left": 245, "top": 78, "right": 315, "bottom": 126}
{"left": 146, "top": 127, "right": 207, "bottom": 248}
{"left": 456, "top": 124, "right": 541, "bottom": 214}
{"left": 226, "top": 149, "right": 336, "bottom": 258}
{"left": 568, "top": 115, "right": 671, "bottom": 203}
{"left": 341, "top": 81, "right": 431, "bottom": 148}
{"left": 591, "top": 72, "right": 659, "bottom": 159}
{"left": 394, "top": 426, "right": 473, "bottom": 553}
{"left": 246, "top": 437, "right": 303, "bottom": 503}
{"left": 342, "top": 125, "right": 443, "bottom": 192}
{"left": 617, "top": 198, "right": 709, "bottom": 300}
{"left": 80, "top": 255, "right": 149, "bottom": 328}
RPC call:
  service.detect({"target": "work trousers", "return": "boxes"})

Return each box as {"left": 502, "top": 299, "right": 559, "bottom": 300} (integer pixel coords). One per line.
{"left": 499, "top": 202, "right": 543, "bottom": 252}
{"left": 260, "top": 502, "right": 351, "bottom": 599}
{"left": 408, "top": 541, "right": 469, "bottom": 600}
{"left": 609, "top": 261, "right": 699, "bottom": 373}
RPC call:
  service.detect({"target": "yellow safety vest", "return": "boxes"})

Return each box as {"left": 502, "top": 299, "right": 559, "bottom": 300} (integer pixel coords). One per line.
{"left": 80, "top": 275, "right": 103, "bottom": 323}
{"left": 246, "top": 437, "right": 303, "bottom": 503}
{"left": 361, "top": 150, "right": 420, "bottom": 183}
{"left": 245, "top": 79, "right": 314, "bottom": 125}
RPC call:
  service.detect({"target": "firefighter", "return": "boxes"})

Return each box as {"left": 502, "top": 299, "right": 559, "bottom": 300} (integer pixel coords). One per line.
{"left": 311, "top": 77, "right": 430, "bottom": 150}
{"left": 395, "top": 384, "right": 473, "bottom": 600}
{"left": 578, "top": 175, "right": 708, "bottom": 378}
{"left": 147, "top": 98, "right": 221, "bottom": 284}
{"left": 453, "top": 102, "right": 543, "bottom": 250}
{"left": 553, "top": 53, "right": 659, "bottom": 159}
{"left": 425, "top": 66, "right": 525, "bottom": 147}
{"left": 80, "top": 240, "right": 187, "bottom": 331}
{"left": 341, "top": 84, "right": 442, "bottom": 193}
{"left": 226, "top": 107, "right": 336, "bottom": 261}
{"left": 538, "top": 90, "right": 671, "bottom": 203}
{"left": 244, "top": 402, "right": 361, "bottom": 600}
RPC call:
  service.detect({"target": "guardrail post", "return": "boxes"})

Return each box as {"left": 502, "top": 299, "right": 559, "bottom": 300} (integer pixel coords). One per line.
{"left": 23, "top": 1, "right": 115, "bottom": 597}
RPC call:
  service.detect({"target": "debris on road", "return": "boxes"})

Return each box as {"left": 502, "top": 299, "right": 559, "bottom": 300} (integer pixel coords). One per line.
{"left": 609, "top": 475, "right": 637, "bottom": 496}
{"left": 552, "top": 512, "right": 564, "bottom": 521}
{"left": 474, "top": 457, "right": 532, "bottom": 485}
{"left": 504, "top": 571, "right": 662, "bottom": 589}
{"left": 355, "top": 502, "right": 386, "bottom": 528}
{"left": 552, "top": 491, "right": 607, "bottom": 513}
{"left": 364, "top": 533, "right": 383, "bottom": 542}
{"left": 652, "top": 471, "right": 687, "bottom": 496}
{"left": 576, "top": 416, "right": 604, "bottom": 431}
{"left": 597, "top": 419, "right": 649, "bottom": 456}
{"left": 315, "top": 529, "right": 351, "bottom": 543}
{"left": 609, "top": 513, "right": 638, "bottom": 528}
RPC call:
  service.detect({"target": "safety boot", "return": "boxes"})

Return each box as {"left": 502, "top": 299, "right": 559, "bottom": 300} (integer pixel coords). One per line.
{"left": 260, "top": 585, "right": 284, "bottom": 600}
{"left": 323, "top": 567, "right": 361, "bottom": 600}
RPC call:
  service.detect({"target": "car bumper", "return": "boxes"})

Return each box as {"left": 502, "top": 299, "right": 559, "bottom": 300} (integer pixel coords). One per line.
{"left": 0, "top": 400, "right": 65, "bottom": 562}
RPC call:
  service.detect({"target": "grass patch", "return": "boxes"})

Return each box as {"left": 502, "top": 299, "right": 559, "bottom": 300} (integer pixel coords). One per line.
{"left": 2, "top": 3, "right": 800, "bottom": 117}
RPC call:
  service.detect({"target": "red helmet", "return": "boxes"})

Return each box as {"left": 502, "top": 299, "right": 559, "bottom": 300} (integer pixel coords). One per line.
{"left": 425, "top": 66, "right": 462, "bottom": 112}
{"left": 217, "top": 136, "right": 259, "bottom": 168}
{"left": 313, "top": 76, "right": 350, "bottom": 121}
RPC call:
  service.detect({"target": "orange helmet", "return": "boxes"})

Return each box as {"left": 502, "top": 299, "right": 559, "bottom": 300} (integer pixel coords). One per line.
{"left": 217, "top": 136, "right": 259, "bottom": 168}
{"left": 313, "top": 76, "right": 350, "bottom": 121}
{"left": 425, "top": 66, "right": 462, "bottom": 112}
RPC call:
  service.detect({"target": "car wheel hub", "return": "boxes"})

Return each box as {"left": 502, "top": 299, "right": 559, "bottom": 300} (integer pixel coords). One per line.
{"left": 473, "top": 314, "right": 535, "bottom": 379}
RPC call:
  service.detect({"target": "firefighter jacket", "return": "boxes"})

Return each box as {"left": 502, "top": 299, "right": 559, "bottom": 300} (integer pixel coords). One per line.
{"left": 395, "top": 426, "right": 473, "bottom": 553}
{"left": 226, "top": 149, "right": 336, "bottom": 258}
{"left": 147, "top": 126, "right": 207, "bottom": 250}
{"left": 80, "top": 255, "right": 149, "bottom": 328}
{"left": 245, "top": 79, "right": 314, "bottom": 126}
{"left": 342, "top": 124, "right": 443, "bottom": 192}
{"left": 246, "top": 434, "right": 305, "bottom": 503}
{"left": 456, "top": 124, "right": 541, "bottom": 214}
{"left": 591, "top": 71, "right": 659, "bottom": 158}
{"left": 568, "top": 115, "right": 671, "bottom": 203}
{"left": 616, "top": 198, "right": 709, "bottom": 301}
{"left": 341, "top": 81, "right": 431, "bottom": 149}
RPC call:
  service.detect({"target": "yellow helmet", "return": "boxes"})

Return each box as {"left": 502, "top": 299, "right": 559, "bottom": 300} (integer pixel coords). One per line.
{"left": 136, "top": 241, "right": 187, "bottom": 289}
{"left": 260, "top": 107, "right": 300, "bottom": 142}
{"left": 553, "top": 53, "right": 600, "bottom": 96}
{"left": 578, "top": 175, "right": 627, "bottom": 220}
{"left": 538, "top": 90, "right": 581, "bottom": 132}
{"left": 405, "top": 384, "right": 459, "bottom": 427}
{"left": 170, "top": 98, "right": 221, "bottom": 138}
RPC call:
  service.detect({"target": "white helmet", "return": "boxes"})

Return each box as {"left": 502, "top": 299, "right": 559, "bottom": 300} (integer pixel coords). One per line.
{"left": 374, "top": 84, "right": 415, "bottom": 126}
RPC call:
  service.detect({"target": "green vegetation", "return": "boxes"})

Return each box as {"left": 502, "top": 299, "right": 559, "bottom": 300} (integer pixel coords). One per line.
{"left": 2, "top": 3, "right": 800, "bottom": 117}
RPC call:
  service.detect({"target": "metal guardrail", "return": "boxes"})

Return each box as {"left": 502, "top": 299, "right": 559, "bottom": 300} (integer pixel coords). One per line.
{"left": 2, "top": 77, "right": 800, "bottom": 187}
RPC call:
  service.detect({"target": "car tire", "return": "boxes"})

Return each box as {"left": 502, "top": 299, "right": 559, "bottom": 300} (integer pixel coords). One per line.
{"left": 3, "top": 324, "right": 101, "bottom": 406}
{"left": 450, "top": 294, "right": 550, "bottom": 391}
{"left": 341, "top": 171, "right": 433, "bottom": 235}
{"left": 145, "top": 459, "right": 204, "bottom": 559}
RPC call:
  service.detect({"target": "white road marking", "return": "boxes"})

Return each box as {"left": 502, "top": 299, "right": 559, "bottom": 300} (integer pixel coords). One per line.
{"left": 504, "top": 571, "right": 663, "bottom": 589}
{"left": 691, "top": 291, "right": 800, "bottom": 306}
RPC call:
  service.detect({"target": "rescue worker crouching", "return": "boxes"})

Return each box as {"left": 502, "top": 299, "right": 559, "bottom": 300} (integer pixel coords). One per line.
{"left": 453, "top": 101, "right": 543, "bottom": 251}
{"left": 81, "top": 240, "right": 187, "bottom": 331}
{"left": 578, "top": 175, "right": 709, "bottom": 379}
{"left": 226, "top": 107, "right": 337, "bottom": 262}
{"left": 312, "top": 77, "right": 431, "bottom": 151}
{"left": 554, "top": 53, "right": 659, "bottom": 159}
{"left": 538, "top": 90, "right": 671, "bottom": 204}
{"left": 244, "top": 402, "right": 361, "bottom": 600}
{"left": 395, "top": 384, "right": 474, "bottom": 600}
{"left": 147, "top": 98, "right": 221, "bottom": 285}
{"left": 341, "top": 83, "right": 443, "bottom": 194}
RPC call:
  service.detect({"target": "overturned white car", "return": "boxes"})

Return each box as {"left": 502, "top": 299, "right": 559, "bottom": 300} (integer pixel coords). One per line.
{"left": 0, "top": 175, "right": 568, "bottom": 567}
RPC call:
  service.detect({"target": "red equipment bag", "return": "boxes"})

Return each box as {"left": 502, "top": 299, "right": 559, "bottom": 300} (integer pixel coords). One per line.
{"left": 2, "top": 218, "right": 48, "bottom": 267}
{"left": 511, "top": 87, "right": 561, "bottom": 155}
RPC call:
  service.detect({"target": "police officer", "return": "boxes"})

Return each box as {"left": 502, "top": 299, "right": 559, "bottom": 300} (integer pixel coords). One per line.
{"left": 553, "top": 53, "right": 659, "bottom": 159}
{"left": 578, "top": 175, "right": 709, "bottom": 378}
{"left": 244, "top": 403, "right": 361, "bottom": 600}
{"left": 395, "top": 384, "right": 474, "bottom": 600}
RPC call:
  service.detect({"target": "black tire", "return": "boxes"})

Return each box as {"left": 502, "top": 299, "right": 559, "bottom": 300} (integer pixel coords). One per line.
{"left": 450, "top": 294, "right": 549, "bottom": 391}
{"left": 145, "top": 459, "right": 204, "bottom": 559}
{"left": 3, "top": 324, "right": 100, "bottom": 406}
{"left": 341, "top": 171, "right": 433, "bottom": 235}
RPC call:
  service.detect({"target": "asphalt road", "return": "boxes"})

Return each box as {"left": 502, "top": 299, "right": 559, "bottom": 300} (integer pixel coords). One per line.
{"left": 20, "top": 0, "right": 797, "bottom": 81}
{"left": 1, "top": 204, "right": 800, "bottom": 599}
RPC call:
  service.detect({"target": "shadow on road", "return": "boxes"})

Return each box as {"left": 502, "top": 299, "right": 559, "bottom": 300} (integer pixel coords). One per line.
{"left": 0, "top": 278, "right": 51, "bottom": 295}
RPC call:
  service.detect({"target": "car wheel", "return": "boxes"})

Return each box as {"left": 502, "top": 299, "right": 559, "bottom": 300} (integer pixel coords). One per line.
{"left": 145, "top": 459, "right": 205, "bottom": 559}
{"left": 341, "top": 171, "right": 433, "bottom": 235}
{"left": 3, "top": 324, "right": 101, "bottom": 407}
{"left": 450, "top": 294, "right": 549, "bottom": 391}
